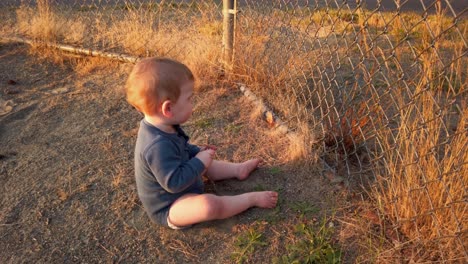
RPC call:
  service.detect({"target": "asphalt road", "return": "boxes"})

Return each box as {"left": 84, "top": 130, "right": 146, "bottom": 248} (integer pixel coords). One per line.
{"left": 1, "top": 0, "right": 466, "bottom": 16}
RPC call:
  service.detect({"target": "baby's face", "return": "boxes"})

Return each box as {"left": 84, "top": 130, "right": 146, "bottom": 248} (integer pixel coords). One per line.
{"left": 170, "top": 80, "right": 194, "bottom": 124}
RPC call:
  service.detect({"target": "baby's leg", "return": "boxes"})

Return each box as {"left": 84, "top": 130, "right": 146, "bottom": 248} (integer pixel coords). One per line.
{"left": 168, "top": 191, "right": 278, "bottom": 227}
{"left": 207, "top": 159, "right": 261, "bottom": 181}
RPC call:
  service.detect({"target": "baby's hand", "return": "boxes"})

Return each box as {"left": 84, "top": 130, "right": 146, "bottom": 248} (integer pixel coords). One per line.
{"left": 200, "top": 145, "right": 217, "bottom": 151}
{"left": 196, "top": 149, "right": 215, "bottom": 168}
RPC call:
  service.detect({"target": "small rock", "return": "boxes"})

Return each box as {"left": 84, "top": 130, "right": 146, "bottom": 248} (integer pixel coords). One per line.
{"left": 265, "top": 111, "right": 275, "bottom": 126}
{"left": 51, "top": 87, "right": 69, "bottom": 94}
{"left": 0, "top": 99, "right": 15, "bottom": 116}
{"left": 7, "top": 79, "right": 17, "bottom": 85}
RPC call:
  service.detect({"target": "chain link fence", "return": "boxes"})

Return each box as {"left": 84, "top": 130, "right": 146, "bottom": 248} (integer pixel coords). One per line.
{"left": 1, "top": 0, "right": 466, "bottom": 262}
{"left": 232, "top": 1, "right": 466, "bottom": 262}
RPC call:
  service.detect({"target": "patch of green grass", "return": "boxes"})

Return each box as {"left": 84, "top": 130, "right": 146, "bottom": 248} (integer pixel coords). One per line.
{"left": 291, "top": 201, "right": 319, "bottom": 218}
{"left": 269, "top": 167, "right": 282, "bottom": 175}
{"left": 231, "top": 227, "right": 268, "bottom": 264}
{"left": 225, "top": 123, "right": 243, "bottom": 133}
{"left": 373, "top": 79, "right": 389, "bottom": 89}
{"left": 265, "top": 206, "right": 283, "bottom": 224}
{"left": 193, "top": 117, "right": 214, "bottom": 129}
{"left": 274, "top": 219, "right": 341, "bottom": 264}
{"left": 253, "top": 184, "right": 266, "bottom": 191}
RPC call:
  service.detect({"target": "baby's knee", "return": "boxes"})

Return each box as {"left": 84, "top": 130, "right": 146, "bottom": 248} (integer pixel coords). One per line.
{"left": 200, "top": 194, "right": 222, "bottom": 219}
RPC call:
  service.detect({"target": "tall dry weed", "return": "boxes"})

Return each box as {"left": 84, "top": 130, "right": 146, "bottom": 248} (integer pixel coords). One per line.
{"left": 373, "top": 63, "right": 467, "bottom": 261}
{"left": 14, "top": 1, "right": 222, "bottom": 84}
{"left": 286, "top": 122, "right": 318, "bottom": 162}
{"left": 368, "top": 5, "right": 467, "bottom": 260}
{"left": 15, "top": 0, "right": 85, "bottom": 43}
{"left": 104, "top": 5, "right": 221, "bottom": 83}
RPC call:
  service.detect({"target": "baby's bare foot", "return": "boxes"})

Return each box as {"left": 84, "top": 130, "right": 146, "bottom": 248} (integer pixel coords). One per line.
{"left": 252, "top": 191, "right": 278, "bottom": 208}
{"left": 237, "top": 158, "right": 262, "bottom": 180}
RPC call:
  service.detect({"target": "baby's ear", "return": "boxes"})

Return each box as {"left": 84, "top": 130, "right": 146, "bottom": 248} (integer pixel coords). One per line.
{"left": 161, "top": 100, "right": 172, "bottom": 117}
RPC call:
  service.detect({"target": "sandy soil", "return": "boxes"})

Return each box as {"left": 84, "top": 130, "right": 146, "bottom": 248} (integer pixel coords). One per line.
{"left": 0, "top": 42, "right": 351, "bottom": 263}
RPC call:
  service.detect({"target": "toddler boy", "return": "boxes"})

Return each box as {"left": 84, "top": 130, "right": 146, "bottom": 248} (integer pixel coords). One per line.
{"left": 126, "top": 57, "right": 278, "bottom": 229}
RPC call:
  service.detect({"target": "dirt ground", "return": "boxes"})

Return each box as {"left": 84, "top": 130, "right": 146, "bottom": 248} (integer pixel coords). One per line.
{"left": 0, "top": 42, "right": 355, "bottom": 263}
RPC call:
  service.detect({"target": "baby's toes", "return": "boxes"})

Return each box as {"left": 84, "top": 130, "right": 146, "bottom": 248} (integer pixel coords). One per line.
{"left": 269, "top": 192, "right": 279, "bottom": 207}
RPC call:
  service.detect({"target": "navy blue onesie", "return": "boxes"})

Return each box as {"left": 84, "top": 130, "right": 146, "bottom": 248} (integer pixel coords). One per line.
{"left": 134, "top": 120, "right": 205, "bottom": 226}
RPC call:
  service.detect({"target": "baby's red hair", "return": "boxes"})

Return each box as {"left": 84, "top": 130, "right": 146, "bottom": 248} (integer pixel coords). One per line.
{"left": 126, "top": 58, "right": 194, "bottom": 115}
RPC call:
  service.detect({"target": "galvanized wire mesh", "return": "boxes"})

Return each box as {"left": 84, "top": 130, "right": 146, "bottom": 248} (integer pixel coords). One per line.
{"left": 1, "top": 0, "right": 466, "bottom": 262}
{"left": 234, "top": 1, "right": 468, "bottom": 261}
{"left": 233, "top": 1, "right": 467, "bottom": 261}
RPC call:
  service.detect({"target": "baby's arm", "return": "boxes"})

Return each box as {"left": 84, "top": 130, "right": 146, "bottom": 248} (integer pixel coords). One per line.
{"left": 186, "top": 143, "right": 201, "bottom": 158}
{"left": 145, "top": 141, "right": 206, "bottom": 193}
{"left": 187, "top": 143, "right": 217, "bottom": 157}
{"left": 195, "top": 148, "right": 215, "bottom": 175}
{"left": 186, "top": 142, "right": 216, "bottom": 175}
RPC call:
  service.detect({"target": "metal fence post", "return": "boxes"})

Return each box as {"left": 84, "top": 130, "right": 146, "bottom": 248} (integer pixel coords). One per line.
{"left": 222, "top": 0, "right": 235, "bottom": 69}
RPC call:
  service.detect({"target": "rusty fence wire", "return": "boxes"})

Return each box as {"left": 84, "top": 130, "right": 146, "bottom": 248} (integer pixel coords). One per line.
{"left": 1, "top": 0, "right": 466, "bottom": 262}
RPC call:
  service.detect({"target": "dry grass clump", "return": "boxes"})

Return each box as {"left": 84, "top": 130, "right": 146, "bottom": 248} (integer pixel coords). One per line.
{"left": 245, "top": 97, "right": 316, "bottom": 163}
{"left": 259, "top": 114, "right": 317, "bottom": 162}
{"left": 103, "top": 5, "right": 222, "bottom": 83}
{"left": 13, "top": 0, "right": 223, "bottom": 85}
{"left": 15, "top": 0, "right": 85, "bottom": 43}
{"left": 285, "top": 122, "right": 319, "bottom": 162}
{"left": 233, "top": 6, "right": 467, "bottom": 261}
{"left": 368, "top": 8, "right": 467, "bottom": 259}
{"left": 373, "top": 84, "right": 467, "bottom": 261}
{"left": 72, "top": 56, "right": 121, "bottom": 76}
{"left": 106, "top": 9, "right": 156, "bottom": 56}
{"left": 233, "top": 14, "right": 318, "bottom": 116}
{"left": 358, "top": 4, "right": 468, "bottom": 47}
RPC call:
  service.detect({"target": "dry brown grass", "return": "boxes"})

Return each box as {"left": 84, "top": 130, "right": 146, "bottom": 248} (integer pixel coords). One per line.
{"left": 15, "top": 0, "right": 85, "bottom": 43}
{"left": 72, "top": 56, "right": 121, "bottom": 76}
{"left": 374, "top": 93, "right": 467, "bottom": 261}
{"left": 230, "top": 5, "right": 467, "bottom": 261}
{"left": 285, "top": 123, "right": 318, "bottom": 162}
{"left": 199, "top": 8, "right": 466, "bottom": 260}
{"left": 371, "top": 31, "right": 467, "bottom": 260}
{"left": 12, "top": 1, "right": 222, "bottom": 86}
{"left": 363, "top": 7, "right": 467, "bottom": 260}
{"left": 105, "top": 5, "right": 222, "bottom": 84}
